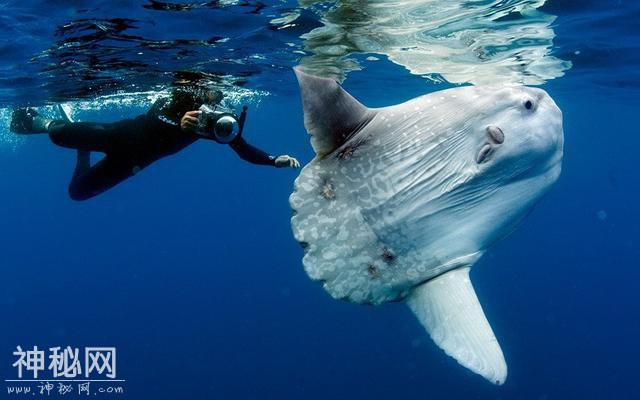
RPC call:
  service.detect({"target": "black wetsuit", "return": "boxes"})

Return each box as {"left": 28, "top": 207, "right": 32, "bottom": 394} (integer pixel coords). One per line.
{"left": 48, "top": 97, "right": 276, "bottom": 201}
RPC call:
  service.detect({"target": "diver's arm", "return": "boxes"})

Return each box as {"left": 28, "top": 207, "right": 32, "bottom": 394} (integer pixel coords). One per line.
{"left": 148, "top": 97, "right": 181, "bottom": 128}
{"left": 228, "top": 136, "right": 277, "bottom": 166}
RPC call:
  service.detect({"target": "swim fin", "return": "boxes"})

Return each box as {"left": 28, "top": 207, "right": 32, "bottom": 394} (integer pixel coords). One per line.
{"left": 57, "top": 104, "right": 74, "bottom": 123}
{"left": 10, "top": 108, "right": 51, "bottom": 134}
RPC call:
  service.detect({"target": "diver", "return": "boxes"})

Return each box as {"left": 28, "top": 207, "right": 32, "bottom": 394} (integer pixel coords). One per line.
{"left": 9, "top": 86, "right": 300, "bottom": 201}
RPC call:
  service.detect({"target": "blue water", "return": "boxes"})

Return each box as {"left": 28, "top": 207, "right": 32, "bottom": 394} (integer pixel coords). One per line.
{"left": 1, "top": 0, "right": 639, "bottom": 399}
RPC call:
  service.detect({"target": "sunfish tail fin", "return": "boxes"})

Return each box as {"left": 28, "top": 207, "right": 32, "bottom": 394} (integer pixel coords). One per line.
{"left": 407, "top": 267, "right": 507, "bottom": 385}
{"left": 294, "top": 66, "right": 374, "bottom": 157}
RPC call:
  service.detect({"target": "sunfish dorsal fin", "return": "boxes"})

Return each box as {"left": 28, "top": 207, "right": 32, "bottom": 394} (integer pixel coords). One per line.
{"left": 407, "top": 267, "right": 507, "bottom": 385}
{"left": 294, "top": 67, "right": 374, "bottom": 157}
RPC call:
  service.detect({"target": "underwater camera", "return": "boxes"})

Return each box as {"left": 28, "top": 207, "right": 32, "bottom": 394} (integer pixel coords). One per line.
{"left": 197, "top": 104, "right": 248, "bottom": 143}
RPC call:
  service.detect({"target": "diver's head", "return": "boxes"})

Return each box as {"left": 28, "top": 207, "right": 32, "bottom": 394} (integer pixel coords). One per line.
{"left": 171, "top": 71, "right": 224, "bottom": 106}
{"left": 171, "top": 85, "right": 224, "bottom": 110}
{"left": 203, "top": 89, "right": 223, "bottom": 105}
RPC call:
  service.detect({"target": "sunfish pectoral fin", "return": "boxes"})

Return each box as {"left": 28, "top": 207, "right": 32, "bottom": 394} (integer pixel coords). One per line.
{"left": 294, "top": 66, "right": 374, "bottom": 157}
{"left": 407, "top": 267, "right": 507, "bottom": 385}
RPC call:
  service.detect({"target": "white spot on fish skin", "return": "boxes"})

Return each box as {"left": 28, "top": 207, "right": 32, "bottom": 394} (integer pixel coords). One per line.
{"left": 323, "top": 250, "right": 338, "bottom": 260}
{"left": 300, "top": 182, "right": 314, "bottom": 191}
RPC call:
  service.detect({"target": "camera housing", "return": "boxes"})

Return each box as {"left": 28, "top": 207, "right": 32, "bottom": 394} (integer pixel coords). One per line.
{"left": 197, "top": 104, "right": 243, "bottom": 143}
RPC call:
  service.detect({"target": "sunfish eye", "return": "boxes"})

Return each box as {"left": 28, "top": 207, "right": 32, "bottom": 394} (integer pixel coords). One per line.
{"left": 524, "top": 99, "right": 534, "bottom": 110}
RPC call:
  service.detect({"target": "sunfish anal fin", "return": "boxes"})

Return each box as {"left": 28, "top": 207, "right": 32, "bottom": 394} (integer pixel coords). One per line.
{"left": 407, "top": 267, "right": 507, "bottom": 385}
{"left": 294, "top": 66, "right": 374, "bottom": 158}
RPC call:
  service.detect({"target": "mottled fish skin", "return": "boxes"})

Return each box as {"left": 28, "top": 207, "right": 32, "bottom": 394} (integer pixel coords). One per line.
{"left": 291, "top": 82, "right": 563, "bottom": 305}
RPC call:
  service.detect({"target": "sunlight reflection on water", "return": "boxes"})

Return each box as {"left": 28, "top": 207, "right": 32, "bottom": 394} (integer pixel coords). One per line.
{"left": 295, "top": 0, "right": 571, "bottom": 85}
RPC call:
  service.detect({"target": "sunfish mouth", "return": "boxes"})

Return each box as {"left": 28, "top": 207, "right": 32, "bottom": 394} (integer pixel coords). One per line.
{"left": 476, "top": 125, "right": 504, "bottom": 164}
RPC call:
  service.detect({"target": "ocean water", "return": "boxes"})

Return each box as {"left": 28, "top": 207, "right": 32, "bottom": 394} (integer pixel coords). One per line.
{"left": 0, "top": 0, "right": 639, "bottom": 399}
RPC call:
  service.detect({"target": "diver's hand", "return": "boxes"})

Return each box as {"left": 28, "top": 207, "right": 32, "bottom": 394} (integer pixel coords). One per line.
{"left": 181, "top": 110, "right": 201, "bottom": 133}
{"left": 274, "top": 155, "right": 300, "bottom": 169}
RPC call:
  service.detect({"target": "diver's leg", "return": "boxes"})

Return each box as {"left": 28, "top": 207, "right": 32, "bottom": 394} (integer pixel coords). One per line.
{"left": 72, "top": 150, "right": 91, "bottom": 179}
{"left": 67, "top": 155, "right": 141, "bottom": 201}
{"left": 48, "top": 121, "right": 121, "bottom": 153}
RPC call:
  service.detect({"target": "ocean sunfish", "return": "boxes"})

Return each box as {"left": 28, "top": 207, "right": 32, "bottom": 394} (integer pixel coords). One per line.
{"left": 289, "top": 67, "right": 564, "bottom": 384}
